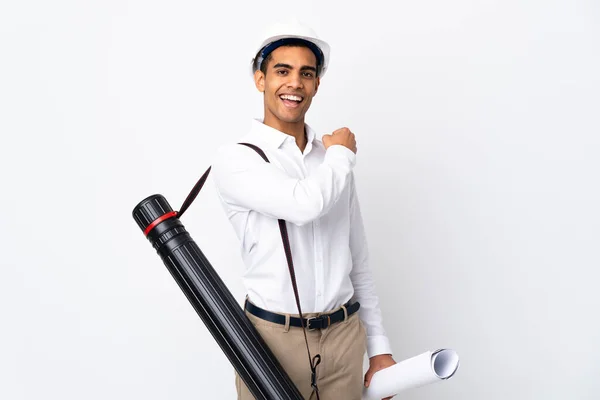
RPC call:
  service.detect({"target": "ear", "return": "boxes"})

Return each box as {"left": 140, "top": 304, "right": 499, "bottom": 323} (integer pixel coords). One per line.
{"left": 314, "top": 76, "right": 320, "bottom": 96}
{"left": 254, "top": 69, "right": 265, "bottom": 93}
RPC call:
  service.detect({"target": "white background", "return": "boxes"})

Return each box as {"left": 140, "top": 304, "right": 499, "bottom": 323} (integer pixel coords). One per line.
{"left": 1, "top": 1, "right": 599, "bottom": 399}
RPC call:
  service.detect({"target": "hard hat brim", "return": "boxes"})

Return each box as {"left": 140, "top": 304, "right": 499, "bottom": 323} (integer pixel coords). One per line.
{"left": 250, "top": 34, "right": 330, "bottom": 78}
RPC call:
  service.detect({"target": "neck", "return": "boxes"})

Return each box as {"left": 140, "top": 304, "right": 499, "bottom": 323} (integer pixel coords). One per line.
{"left": 263, "top": 114, "right": 307, "bottom": 152}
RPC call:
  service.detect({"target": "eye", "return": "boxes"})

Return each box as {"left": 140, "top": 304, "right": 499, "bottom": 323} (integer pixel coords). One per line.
{"left": 276, "top": 69, "right": 288, "bottom": 76}
{"left": 302, "top": 71, "right": 314, "bottom": 78}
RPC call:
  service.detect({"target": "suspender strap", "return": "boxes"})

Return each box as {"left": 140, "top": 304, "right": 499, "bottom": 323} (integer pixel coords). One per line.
{"left": 174, "top": 142, "right": 321, "bottom": 399}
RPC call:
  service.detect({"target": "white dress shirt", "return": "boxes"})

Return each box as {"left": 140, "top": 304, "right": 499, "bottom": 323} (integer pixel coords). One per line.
{"left": 211, "top": 119, "right": 392, "bottom": 358}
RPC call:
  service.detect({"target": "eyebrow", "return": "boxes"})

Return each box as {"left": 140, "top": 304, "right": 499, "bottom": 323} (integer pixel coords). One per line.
{"left": 272, "top": 63, "right": 317, "bottom": 73}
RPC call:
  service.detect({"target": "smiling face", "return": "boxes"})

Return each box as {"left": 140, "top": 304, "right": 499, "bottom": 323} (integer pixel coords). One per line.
{"left": 254, "top": 45, "right": 320, "bottom": 131}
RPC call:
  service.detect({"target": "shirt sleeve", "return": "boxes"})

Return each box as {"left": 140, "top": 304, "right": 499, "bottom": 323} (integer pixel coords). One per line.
{"left": 211, "top": 143, "right": 356, "bottom": 226}
{"left": 348, "top": 173, "right": 393, "bottom": 358}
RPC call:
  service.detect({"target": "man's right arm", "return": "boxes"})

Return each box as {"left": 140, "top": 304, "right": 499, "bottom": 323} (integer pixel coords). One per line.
{"left": 212, "top": 128, "right": 357, "bottom": 226}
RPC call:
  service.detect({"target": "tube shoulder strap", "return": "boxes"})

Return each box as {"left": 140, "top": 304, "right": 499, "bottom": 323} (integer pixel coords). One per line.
{"left": 237, "top": 142, "right": 322, "bottom": 398}
{"left": 176, "top": 142, "right": 321, "bottom": 399}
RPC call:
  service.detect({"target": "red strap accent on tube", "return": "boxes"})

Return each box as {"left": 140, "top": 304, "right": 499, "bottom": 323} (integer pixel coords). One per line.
{"left": 144, "top": 211, "right": 178, "bottom": 236}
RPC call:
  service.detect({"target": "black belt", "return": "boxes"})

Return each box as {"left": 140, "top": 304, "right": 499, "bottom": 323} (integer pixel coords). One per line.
{"left": 245, "top": 300, "right": 360, "bottom": 331}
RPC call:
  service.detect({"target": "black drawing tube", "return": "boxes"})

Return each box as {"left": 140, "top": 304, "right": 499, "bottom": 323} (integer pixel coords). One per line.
{"left": 132, "top": 194, "right": 303, "bottom": 400}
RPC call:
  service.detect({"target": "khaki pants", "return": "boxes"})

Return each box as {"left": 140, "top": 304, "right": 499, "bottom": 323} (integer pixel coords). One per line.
{"left": 235, "top": 304, "right": 367, "bottom": 400}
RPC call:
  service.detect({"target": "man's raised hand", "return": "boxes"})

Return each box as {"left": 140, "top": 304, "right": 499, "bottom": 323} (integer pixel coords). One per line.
{"left": 322, "top": 127, "right": 357, "bottom": 154}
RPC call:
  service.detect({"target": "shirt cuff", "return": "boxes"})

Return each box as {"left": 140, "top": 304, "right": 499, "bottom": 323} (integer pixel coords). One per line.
{"left": 324, "top": 145, "right": 356, "bottom": 170}
{"left": 367, "top": 335, "right": 393, "bottom": 358}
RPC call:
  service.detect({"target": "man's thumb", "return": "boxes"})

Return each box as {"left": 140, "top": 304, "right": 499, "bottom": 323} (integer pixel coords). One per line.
{"left": 364, "top": 371, "right": 372, "bottom": 387}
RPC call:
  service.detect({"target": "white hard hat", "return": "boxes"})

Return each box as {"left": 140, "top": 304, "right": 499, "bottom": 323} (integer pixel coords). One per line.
{"left": 250, "top": 19, "right": 331, "bottom": 78}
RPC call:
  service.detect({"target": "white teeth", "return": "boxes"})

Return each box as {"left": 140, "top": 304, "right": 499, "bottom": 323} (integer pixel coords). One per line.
{"left": 280, "top": 94, "right": 302, "bottom": 102}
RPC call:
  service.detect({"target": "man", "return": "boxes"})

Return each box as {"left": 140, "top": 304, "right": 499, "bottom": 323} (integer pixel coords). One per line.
{"left": 212, "top": 20, "right": 395, "bottom": 400}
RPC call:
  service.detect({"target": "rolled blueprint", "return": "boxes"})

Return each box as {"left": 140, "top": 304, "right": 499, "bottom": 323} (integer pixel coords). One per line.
{"left": 363, "top": 349, "right": 459, "bottom": 400}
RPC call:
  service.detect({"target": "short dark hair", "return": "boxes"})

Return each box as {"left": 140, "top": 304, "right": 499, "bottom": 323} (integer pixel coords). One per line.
{"left": 256, "top": 51, "right": 274, "bottom": 75}
{"left": 254, "top": 40, "right": 323, "bottom": 77}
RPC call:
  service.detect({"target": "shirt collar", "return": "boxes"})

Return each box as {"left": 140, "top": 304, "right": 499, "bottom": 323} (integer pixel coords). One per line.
{"left": 249, "top": 119, "right": 320, "bottom": 149}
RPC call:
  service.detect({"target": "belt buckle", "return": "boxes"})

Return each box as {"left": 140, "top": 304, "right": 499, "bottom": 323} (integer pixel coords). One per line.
{"left": 306, "top": 317, "right": 317, "bottom": 331}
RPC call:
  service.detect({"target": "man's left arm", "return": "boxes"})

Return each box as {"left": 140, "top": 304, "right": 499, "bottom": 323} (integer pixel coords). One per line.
{"left": 348, "top": 172, "right": 397, "bottom": 395}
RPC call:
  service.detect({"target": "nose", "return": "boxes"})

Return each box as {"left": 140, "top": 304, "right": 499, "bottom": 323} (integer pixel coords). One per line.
{"left": 286, "top": 71, "right": 303, "bottom": 90}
